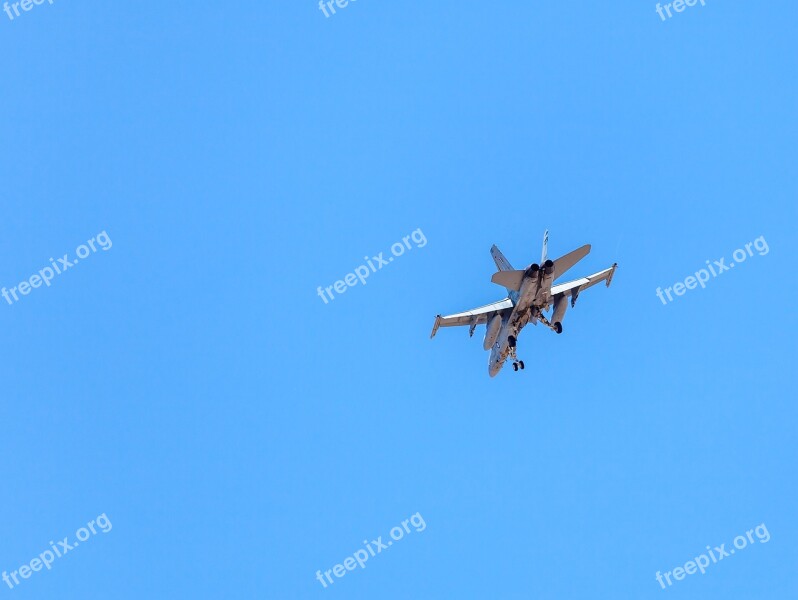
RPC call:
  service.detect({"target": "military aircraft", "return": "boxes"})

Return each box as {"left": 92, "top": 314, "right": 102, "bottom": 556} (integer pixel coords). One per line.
{"left": 430, "top": 231, "right": 617, "bottom": 376}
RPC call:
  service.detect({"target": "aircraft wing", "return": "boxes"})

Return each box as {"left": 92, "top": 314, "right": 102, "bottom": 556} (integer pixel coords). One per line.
{"left": 551, "top": 263, "right": 618, "bottom": 302}
{"left": 430, "top": 298, "right": 513, "bottom": 338}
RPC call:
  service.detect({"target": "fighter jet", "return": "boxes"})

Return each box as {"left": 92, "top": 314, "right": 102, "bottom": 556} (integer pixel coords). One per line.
{"left": 430, "top": 231, "right": 617, "bottom": 376}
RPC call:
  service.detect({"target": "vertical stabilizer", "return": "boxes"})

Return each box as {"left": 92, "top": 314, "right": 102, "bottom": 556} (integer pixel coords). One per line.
{"left": 541, "top": 229, "right": 549, "bottom": 264}
{"left": 490, "top": 245, "right": 514, "bottom": 271}
{"left": 490, "top": 245, "right": 519, "bottom": 300}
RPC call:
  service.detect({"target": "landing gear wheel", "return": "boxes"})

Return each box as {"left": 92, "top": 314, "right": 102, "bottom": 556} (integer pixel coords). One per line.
{"left": 518, "top": 361, "right": 525, "bottom": 370}
{"left": 512, "top": 363, "right": 518, "bottom": 371}
{"left": 554, "top": 322, "right": 562, "bottom": 334}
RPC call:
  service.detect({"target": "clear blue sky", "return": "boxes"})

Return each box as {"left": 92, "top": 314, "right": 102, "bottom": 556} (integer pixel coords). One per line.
{"left": 1, "top": 1, "right": 795, "bottom": 598}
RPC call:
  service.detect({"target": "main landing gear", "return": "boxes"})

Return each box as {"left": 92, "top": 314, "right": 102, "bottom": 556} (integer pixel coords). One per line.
{"left": 508, "top": 336, "right": 525, "bottom": 371}
{"left": 537, "top": 313, "right": 563, "bottom": 334}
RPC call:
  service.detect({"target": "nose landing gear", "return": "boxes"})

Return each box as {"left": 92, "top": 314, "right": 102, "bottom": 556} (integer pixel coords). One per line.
{"left": 507, "top": 336, "right": 525, "bottom": 372}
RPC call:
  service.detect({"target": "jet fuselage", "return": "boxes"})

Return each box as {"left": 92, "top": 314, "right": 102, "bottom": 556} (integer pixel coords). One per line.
{"left": 488, "top": 267, "right": 552, "bottom": 377}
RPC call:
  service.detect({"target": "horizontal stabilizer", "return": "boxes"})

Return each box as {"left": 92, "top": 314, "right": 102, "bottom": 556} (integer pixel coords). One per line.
{"left": 553, "top": 244, "right": 591, "bottom": 280}
{"left": 490, "top": 270, "right": 525, "bottom": 291}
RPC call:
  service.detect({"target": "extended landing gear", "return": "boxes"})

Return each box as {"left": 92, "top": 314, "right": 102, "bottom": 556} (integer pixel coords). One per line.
{"left": 537, "top": 313, "right": 563, "bottom": 334}
{"left": 508, "top": 336, "right": 524, "bottom": 371}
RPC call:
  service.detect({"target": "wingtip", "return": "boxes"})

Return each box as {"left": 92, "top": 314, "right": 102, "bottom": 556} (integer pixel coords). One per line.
{"left": 430, "top": 315, "right": 441, "bottom": 339}
{"left": 606, "top": 263, "right": 618, "bottom": 287}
